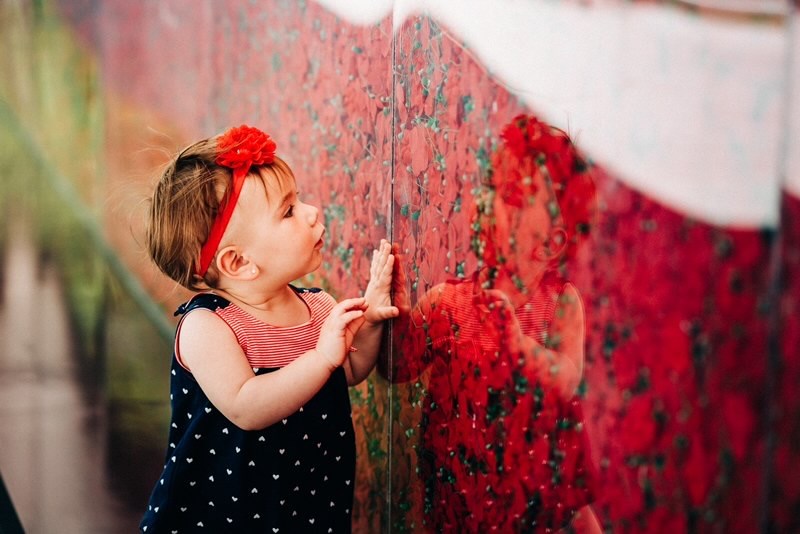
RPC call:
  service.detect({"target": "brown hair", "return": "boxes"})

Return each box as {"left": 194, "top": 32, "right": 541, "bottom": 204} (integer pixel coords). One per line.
{"left": 146, "top": 136, "right": 294, "bottom": 290}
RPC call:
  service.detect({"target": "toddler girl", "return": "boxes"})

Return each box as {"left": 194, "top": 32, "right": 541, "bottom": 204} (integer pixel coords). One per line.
{"left": 139, "top": 125, "right": 397, "bottom": 533}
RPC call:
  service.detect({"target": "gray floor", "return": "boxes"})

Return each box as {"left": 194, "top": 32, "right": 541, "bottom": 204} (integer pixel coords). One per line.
{"left": 0, "top": 220, "right": 140, "bottom": 534}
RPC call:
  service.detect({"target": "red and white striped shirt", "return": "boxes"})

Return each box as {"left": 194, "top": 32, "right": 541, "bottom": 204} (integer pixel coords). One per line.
{"left": 177, "top": 288, "right": 336, "bottom": 369}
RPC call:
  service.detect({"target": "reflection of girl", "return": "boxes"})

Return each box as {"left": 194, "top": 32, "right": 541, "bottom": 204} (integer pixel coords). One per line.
{"left": 390, "top": 115, "right": 599, "bottom": 532}
{"left": 470, "top": 114, "right": 596, "bottom": 402}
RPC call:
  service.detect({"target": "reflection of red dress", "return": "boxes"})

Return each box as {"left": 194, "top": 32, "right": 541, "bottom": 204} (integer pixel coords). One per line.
{"left": 405, "top": 274, "right": 595, "bottom": 533}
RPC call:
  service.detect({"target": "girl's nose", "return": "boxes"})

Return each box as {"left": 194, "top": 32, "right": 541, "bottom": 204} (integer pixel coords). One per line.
{"left": 306, "top": 203, "right": 320, "bottom": 226}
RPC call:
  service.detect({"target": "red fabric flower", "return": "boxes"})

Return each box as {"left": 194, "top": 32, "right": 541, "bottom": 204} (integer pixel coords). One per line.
{"left": 500, "top": 117, "right": 528, "bottom": 159}
{"left": 500, "top": 114, "right": 563, "bottom": 160}
{"left": 215, "top": 124, "right": 277, "bottom": 170}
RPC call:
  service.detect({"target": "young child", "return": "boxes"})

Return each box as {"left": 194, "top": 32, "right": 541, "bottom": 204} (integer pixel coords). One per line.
{"left": 388, "top": 115, "right": 600, "bottom": 532}
{"left": 139, "top": 125, "right": 398, "bottom": 533}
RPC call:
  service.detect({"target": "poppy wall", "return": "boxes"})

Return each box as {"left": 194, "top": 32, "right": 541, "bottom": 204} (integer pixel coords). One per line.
{"left": 1, "top": 0, "right": 799, "bottom": 532}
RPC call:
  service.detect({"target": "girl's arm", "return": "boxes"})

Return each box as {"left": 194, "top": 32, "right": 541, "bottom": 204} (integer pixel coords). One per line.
{"left": 345, "top": 240, "right": 399, "bottom": 385}
{"left": 179, "top": 297, "right": 367, "bottom": 431}
{"left": 519, "top": 282, "right": 585, "bottom": 399}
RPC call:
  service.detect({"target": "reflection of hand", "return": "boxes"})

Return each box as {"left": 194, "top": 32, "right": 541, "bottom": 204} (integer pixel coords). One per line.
{"left": 380, "top": 243, "right": 430, "bottom": 383}
{"left": 483, "top": 288, "right": 513, "bottom": 308}
{"left": 363, "top": 239, "right": 400, "bottom": 324}
{"left": 315, "top": 297, "right": 367, "bottom": 370}
{"left": 481, "top": 288, "right": 526, "bottom": 353}
{"left": 481, "top": 286, "right": 584, "bottom": 399}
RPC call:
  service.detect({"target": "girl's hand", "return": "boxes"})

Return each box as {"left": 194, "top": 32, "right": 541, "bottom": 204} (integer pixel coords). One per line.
{"left": 315, "top": 297, "right": 368, "bottom": 369}
{"left": 363, "top": 239, "right": 400, "bottom": 325}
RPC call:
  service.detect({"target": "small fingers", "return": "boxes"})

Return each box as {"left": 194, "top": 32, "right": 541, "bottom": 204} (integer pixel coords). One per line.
{"left": 337, "top": 309, "right": 367, "bottom": 327}
{"left": 485, "top": 289, "right": 513, "bottom": 307}
{"left": 328, "top": 299, "right": 367, "bottom": 329}
{"left": 371, "top": 242, "right": 394, "bottom": 280}
{"left": 325, "top": 303, "right": 366, "bottom": 332}
{"left": 381, "top": 251, "right": 395, "bottom": 277}
{"left": 370, "top": 241, "right": 390, "bottom": 274}
{"left": 370, "top": 249, "right": 379, "bottom": 279}
{"left": 335, "top": 297, "right": 367, "bottom": 312}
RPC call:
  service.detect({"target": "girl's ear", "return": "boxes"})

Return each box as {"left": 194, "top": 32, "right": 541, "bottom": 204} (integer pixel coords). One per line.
{"left": 535, "top": 227, "right": 567, "bottom": 260}
{"left": 215, "top": 246, "right": 254, "bottom": 279}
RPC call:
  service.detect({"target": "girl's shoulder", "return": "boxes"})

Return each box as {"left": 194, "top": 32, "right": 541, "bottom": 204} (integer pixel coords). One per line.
{"left": 172, "top": 294, "right": 241, "bottom": 373}
{"left": 174, "top": 292, "right": 231, "bottom": 317}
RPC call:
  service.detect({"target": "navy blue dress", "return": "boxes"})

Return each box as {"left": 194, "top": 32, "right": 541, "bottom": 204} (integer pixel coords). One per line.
{"left": 140, "top": 291, "right": 356, "bottom": 533}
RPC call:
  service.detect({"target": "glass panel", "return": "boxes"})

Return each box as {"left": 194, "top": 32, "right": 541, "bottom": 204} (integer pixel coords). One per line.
{"left": 388, "top": 2, "right": 795, "bottom": 532}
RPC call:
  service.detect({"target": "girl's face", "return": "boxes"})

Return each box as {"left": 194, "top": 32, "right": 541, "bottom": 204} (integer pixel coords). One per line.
{"left": 494, "top": 170, "right": 558, "bottom": 284}
{"left": 233, "top": 170, "right": 325, "bottom": 284}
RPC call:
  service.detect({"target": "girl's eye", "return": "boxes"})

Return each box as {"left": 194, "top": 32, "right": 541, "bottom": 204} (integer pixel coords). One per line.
{"left": 284, "top": 205, "right": 294, "bottom": 218}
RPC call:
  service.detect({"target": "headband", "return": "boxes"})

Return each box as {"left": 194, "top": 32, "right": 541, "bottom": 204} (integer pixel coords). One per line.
{"left": 196, "top": 125, "right": 277, "bottom": 277}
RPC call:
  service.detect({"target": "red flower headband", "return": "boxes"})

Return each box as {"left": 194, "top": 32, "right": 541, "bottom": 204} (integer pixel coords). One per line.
{"left": 495, "top": 114, "right": 573, "bottom": 208}
{"left": 500, "top": 114, "right": 566, "bottom": 162}
{"left": 196, "top": 125, "right": 277, "bottom": 277}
